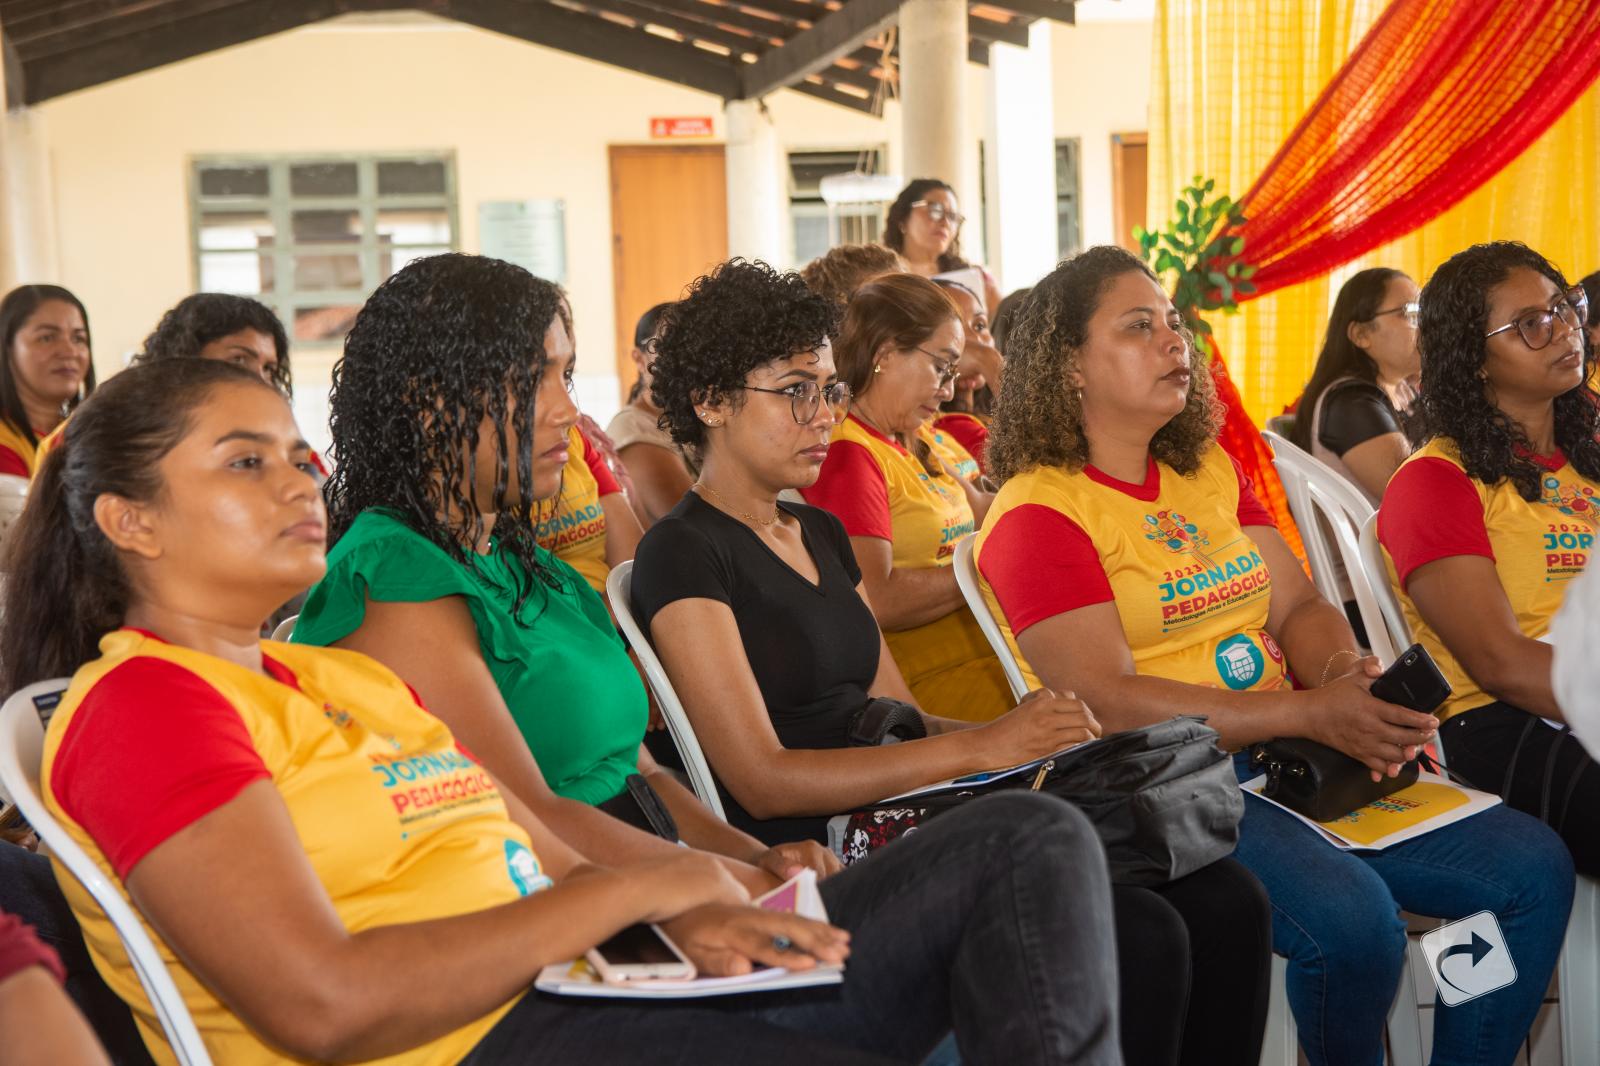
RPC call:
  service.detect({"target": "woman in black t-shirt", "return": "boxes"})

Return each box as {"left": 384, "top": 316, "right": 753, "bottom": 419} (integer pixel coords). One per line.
{"left": 632, "top": 259, "right": 1272, "bottom": 1066}
{"left": 1290, "top": 268, "right": 1421, "bottom": 503}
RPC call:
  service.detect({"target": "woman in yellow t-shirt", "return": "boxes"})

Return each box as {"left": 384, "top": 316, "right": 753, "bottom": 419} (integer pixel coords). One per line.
{"left": 978, "top": 244, "right": 1575, "bottom": 1066}
{"left": 0, "top": 285, "right": 94, "bottom": 477}
{"left": 1, "top": 305, "right": 1120, "bottom": 1066}
{"left": 1379, "top": 241, "right": 1600, "bottom": 875}
{"left": 802, "top": 274, "right": 1012, "bottom": 722}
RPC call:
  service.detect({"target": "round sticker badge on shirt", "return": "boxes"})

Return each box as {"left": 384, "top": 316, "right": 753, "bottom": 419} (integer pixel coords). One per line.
{"left": 1215, "top": 634, "right": 1264, "bottom": 690}
{"left": 505, "top": 840, "right": 553, "bottom": 896}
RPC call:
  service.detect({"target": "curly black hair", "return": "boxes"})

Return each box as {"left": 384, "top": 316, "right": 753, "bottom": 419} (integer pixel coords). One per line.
{"left": 1417, "top": 241, "right": 1600, "bottom": 501}
{"left": 650, "top": 259, "right": 838, "bottom": 452}
{"left": 988, "top": 246, "right": 1219, "bottom": 483}
{"left": 324, "top": 253, "right": 570, "bottom": 607}
{"left": 135, "top": 293, "right": 293, "bottom": 395}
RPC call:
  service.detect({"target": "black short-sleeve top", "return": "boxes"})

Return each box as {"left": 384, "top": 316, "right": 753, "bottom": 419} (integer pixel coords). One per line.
{"left": 630, "top": 492, "right": 881, "bottom": 842}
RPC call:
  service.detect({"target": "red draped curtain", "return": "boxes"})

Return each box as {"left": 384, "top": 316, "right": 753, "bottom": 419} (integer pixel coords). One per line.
{"left": 1202, "top": 0, "right": 1600, "bottom": 554}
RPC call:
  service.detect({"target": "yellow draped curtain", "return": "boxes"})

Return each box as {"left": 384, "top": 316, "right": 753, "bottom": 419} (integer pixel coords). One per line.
{"left": 1149, "top": 0, "right": 1600, "bottom": 423}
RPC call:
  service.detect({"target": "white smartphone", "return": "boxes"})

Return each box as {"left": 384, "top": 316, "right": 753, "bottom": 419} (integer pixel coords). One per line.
{"left": 585, "top": 923, "right": 695, "bottom": 983}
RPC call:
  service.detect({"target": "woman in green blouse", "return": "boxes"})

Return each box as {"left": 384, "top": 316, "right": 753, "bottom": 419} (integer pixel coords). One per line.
{"left": 291, "top": 255, "right": 834, "bottom": 891}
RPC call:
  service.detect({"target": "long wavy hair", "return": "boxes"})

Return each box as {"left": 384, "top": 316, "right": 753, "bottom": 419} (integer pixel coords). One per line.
{"left": 1, "top": 360, "right": 270, "bottom": 691}
{"left": 987, "top": 246, "right": 1220, "bottom": 483}
{"left": 323, "top": 253, "right": 570, "bottom": 607}
{"left": 134, "top": 292, "right": 293, "bottom": 395}
{"left": 883, "top": 179, "right": 969, "bottom": 272}
{"left": 1290, "top": 268, "right": 1407, "bottom": 452}
{"left": 0, "top": 284, "right": 96, "bottom": 448}
{"left": 1418, "top": 241, "right": 1600, "bottom": 499}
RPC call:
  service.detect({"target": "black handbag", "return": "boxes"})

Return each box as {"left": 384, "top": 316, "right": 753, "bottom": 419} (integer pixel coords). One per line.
{"left": 1248, "top": 737, "right": 1418, "bottom": 823}
{"left": 833, "top": 715, "right": 1244, "bottom": 886}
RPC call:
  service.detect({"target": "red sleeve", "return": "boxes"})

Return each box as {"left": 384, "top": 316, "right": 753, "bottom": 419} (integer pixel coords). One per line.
{"left": 1230, "top": 455, "right": 1276, "bottom": 529}
{"left": 0, "top": 912, "right": 65, "bottom": 985}
{"left": 578, "top": 428, "right": 621, "bottom": 497}
{"left": 308, "top": 450, "right": 329, "bottom": 477}
{"left": 0, "top": 446, "right": 28, "bottom": 477}
{"left": 978, "top": 505, "right": 1113, "bottom": 634}
{"left": 1378, "top": 458, "right": 1493, "bottom": 590}
{"left": 800, "top": 440, "right": 892, "bottom": 540}
{"left": 934, "top": 415, "right": 990, "bottom": 473}
{"left": 51, "top": 659, "right": 271, "bottom": 879}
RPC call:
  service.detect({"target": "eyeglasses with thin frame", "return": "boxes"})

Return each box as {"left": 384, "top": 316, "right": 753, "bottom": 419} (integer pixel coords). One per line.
{"left": 910, "top": 200, "right": 966, "bottom": 228}
{"left": 742, "top": 380, "right": 853, "bottom": 424}
{"left": 1484, "top": 286, "right": 1589, "bottom": 351}
{"left": 1370, "top": 301, "right": 1420, "bottom": 329}
{"left": 909, "top": 346, "right": 960, "bottom": 388}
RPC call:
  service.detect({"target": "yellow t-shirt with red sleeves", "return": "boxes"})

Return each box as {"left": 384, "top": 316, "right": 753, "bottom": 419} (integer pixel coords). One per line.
{"left": 535, "top": 424, "right": 622, "bottom": 595}
{"left": 0, "top": 417, "right": 41, "bottom": 477}
{"left": 42, "top": 629, "right": 549, "bottom": 1066}
{"left": 975, "top": 446, "right": 1287, "bottom": 694}
{"left": 802, "top": 415, "right": 1012, "bottom": 721}
{"left": 1379, "top": 437, "right": 1600, "bottom": 722}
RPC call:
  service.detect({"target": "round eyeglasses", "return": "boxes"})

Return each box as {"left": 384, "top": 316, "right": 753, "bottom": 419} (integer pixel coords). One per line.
{"left": 742, "top": 380, "right": 853, "bottom": 424}
{"left": 1484, "top": 287, "right": 1589, "bottom": 351}
{"left": 910, "top": 346, "right": 960, "bottom": 388}
{"left": 910, "top": 200, "right": 966, "bottom": 228}
{"left": 1371, "top": 301, "right": 1420, "bottom": 329}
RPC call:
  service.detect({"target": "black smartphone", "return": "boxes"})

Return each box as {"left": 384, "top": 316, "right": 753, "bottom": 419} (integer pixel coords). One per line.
{"left": 1369, "top": 644, "right": 1452, "bottom": 714}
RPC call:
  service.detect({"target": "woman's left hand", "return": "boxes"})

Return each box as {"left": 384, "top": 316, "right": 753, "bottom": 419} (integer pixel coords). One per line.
{"left": 756, "top": 841, "right": 843, "bottom": 882}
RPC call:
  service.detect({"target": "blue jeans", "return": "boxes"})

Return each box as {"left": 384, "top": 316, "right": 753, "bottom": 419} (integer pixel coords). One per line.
{"left": 1232, "top": 753, "right": 1572, "bottom": 1066}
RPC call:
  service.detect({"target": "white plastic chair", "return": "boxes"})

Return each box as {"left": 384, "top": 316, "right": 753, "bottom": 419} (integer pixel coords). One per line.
{"left": 1561, "top": 874, "right": 1600, "bottom": 1065}
{"left": 270, "top": 614, "right": 298, "bottom": 642}
{"left": 607, "top": 561, "right": 726, "bottom": 820}
{"left": 951, "top": 536, "right": 1029, "bottom": 702}
{"left": 0, "top": 474, "right": 28, "bottom": 554}
{"left": 1263, "top": 431, "right": 1402, "bottom": 665}
{"left": 1357, "top": 512, "right": 1414, "bottom": 665}
{"left": 0, "top": 680, "right": 213, "bottom": 1066}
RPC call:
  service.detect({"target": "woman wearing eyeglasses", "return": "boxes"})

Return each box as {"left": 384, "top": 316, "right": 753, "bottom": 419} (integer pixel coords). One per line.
{"left": 883, "top": 180, "right": 1002, "bottom": 315}
{"left": 801, "top": 274, "right": 1015, "bottom": 723}
{"left": 1379, "top": 240, "right": 1600, "bottom": 875}
{"left": 1289, "top": 268, "right": 1421, "bottom": 504}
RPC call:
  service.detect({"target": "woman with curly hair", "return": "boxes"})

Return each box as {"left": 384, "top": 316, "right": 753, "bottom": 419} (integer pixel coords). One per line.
{"left": 801, "top": 273, "right": 1013, "bottom": 722}
{"left": 977, "top": 244, "right": 1574, "bottom": 1066}
{"left": 798, "top": 243, "right": 906, "bottom": 311}
{"left": 279, "top": 253, "right": 1120, "bottom": 1066}
{"left": 882, "top": 179, "right": 1002, "bottom": 314}
{"left": 0, "top": 285, "right": 93, "bottom": 477}
{"left": 1379, "top": 240, "right": 1600, "bottom": 874}
{"left": 634, "top": 257, "right": 1271, "bottom": 1066}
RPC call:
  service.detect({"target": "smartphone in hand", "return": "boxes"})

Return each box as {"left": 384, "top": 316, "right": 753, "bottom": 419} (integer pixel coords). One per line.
{"left": 1370, "top": 644, "right": 1452, "bottom": 714}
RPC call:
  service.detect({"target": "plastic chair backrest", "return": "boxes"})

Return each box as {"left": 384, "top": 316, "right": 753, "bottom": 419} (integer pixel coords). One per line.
{"left": 952, "top": 536, "right": 1029, "bottom": 702}
{"left": 0, "top": 474, "right": 28, "bottom": 554}
{"left": 606, "top": 562, "right": 726, "bottom": 820}
{"left": 270, "top": 614, "right": 298, "bottom": 643}
{"left": 1359, "top": 511, "right": 1414, "bottom": 662}
{"left": 0, "top": 681, "right": 213, "bottom": 1066}
{"left": 1262, "top": 431, "right": 1401, "bottom": 664}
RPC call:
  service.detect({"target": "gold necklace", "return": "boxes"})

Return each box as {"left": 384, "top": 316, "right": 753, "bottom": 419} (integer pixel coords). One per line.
{"left": 694, "top": 482, "right": 780, "bottom": 527}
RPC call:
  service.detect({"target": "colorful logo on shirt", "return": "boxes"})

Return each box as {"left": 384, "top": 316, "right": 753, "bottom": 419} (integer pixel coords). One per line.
{"left": 1215, "top": 634, "right": 1265, "bottom": 690}
{"left": 535, "top": 501, "right": 607, "bottom": 554}
{"left": 1540, "top": 477, "right": 1599, "bottom": 520}
{"left": 504, "top": 839, "right": 552, "bottom": 896}
{"left": 1157, "top": 547, "right": 1269, "bottom": 622}
{"left": 370, "top": 748, "right": 500, "bottom": 825}
{"left": 1144, "top": 510, "right": 1216, "bottom": 569}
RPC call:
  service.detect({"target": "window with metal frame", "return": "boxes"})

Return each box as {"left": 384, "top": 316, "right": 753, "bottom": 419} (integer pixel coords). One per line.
{"left": 787, "top": 147, "right": 886, "bottom": 267}
{"left": 190, "top": 154, "right": 458, "bottom": 345}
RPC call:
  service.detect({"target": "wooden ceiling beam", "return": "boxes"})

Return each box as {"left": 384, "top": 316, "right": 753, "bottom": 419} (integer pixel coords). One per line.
{"left": 737, "top": 0, "right": 898, "bottom": 98}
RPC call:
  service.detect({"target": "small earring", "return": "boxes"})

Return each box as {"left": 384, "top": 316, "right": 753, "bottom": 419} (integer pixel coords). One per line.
{"left": 707, "top": 418, "right": 723, "bottom": 426}
{"left": 872, "top": 364, "right": 883, "bottom": 375}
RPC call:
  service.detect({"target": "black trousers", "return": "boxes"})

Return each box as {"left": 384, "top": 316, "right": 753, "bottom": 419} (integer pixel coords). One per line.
{"left": 1442, "top": 701, "right": 1600, "bottom": 875}
{"left": 1113, "top": 857, "right": 1272, "bottom": 1066}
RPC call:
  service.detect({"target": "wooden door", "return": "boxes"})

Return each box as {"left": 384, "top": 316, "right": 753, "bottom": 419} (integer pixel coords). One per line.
{"left": 1111, "top": 132, "right": 1149, "bottom": 253}
{"left": 609, "top": 145, "right": 728, "bottom": 399}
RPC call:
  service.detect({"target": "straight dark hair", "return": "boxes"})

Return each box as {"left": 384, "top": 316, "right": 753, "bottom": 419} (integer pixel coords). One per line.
{"left": 1289, "top": 268, "right": 1407, "bottom": 453}
{"left": 0, "top": 285, "right": 96, "bottom": 449}
{"left": 1, "top": 360, "right": 273, "bottom": 691}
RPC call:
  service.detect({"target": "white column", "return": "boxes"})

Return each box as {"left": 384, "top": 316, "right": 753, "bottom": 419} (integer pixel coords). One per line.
{"left": 0, "top": 17, "right": 16, "bottom": 294}
{"left": 1, "top": 107, "right": 59, "bottom": 283}
{"left": 723, "top": 97, "right": 787, "bottom": 267}
{"left": 899, "top": 0, "right": 969, "bottom": 193}
{"left": 983, "top": 19, "right": 1058, "bottom": 288}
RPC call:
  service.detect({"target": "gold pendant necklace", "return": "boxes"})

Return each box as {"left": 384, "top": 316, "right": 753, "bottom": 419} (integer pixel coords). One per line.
{"left": 693, "top": 482, "right": 780, "bottom": 527}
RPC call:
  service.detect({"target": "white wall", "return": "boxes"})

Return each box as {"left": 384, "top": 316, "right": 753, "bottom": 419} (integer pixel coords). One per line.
{"left": 26, "top": 10, "right": 1149, "bottom": 446}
